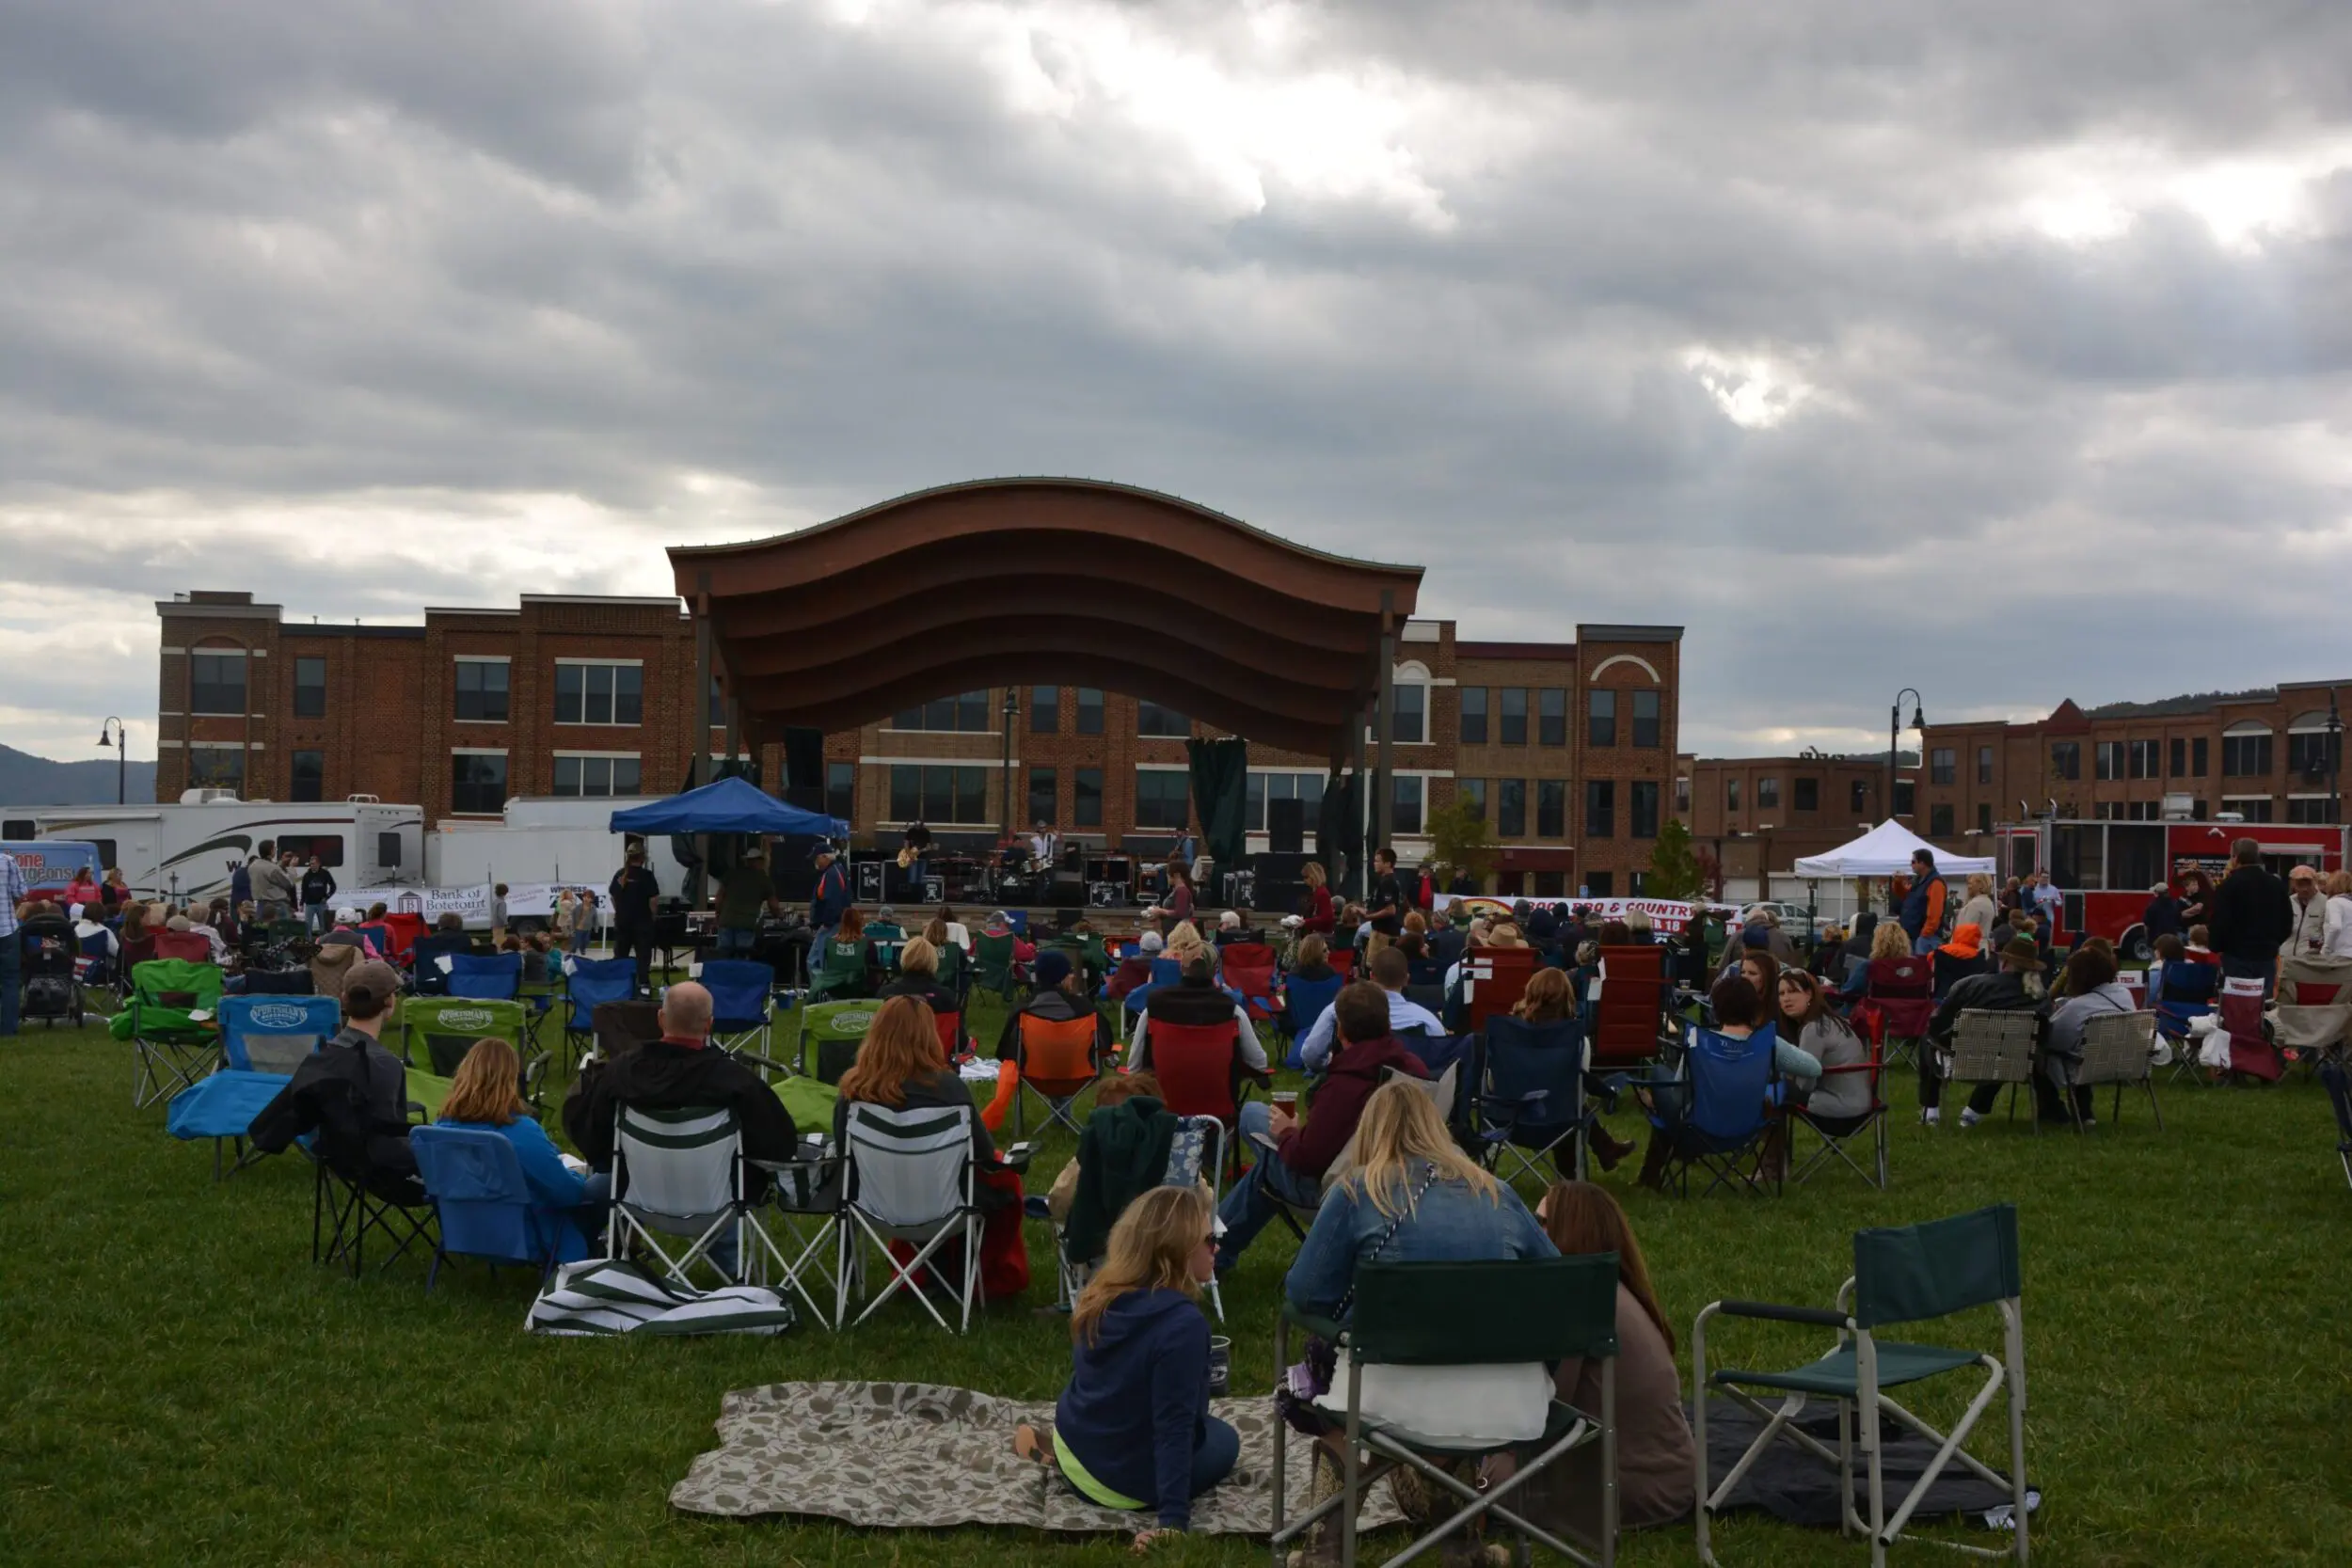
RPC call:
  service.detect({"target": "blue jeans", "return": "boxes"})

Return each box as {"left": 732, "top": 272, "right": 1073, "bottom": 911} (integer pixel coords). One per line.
{"left": 307, "top": 906, "right": 332, "bottom": 936}
{"left": 715, "top": 927, "right": 756, "bottom": 958}
{"left": 1215, "top": 1101, "right": 1323, "bottom": 1272}
{"left": 0, "top": 935, "right": 20, "bottom": 1035}
{"left": 581, "top": 1171, "right": 740, "bottom": 1276}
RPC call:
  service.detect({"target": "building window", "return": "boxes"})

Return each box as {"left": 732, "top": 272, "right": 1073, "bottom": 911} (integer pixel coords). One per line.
{"left": 2192, "top": 736, "right": 2209, "bottom": 776}
{"left": 1500, "top": 688, "right": 1529, "bottom": 745}
{"left": 1245, "top": 771, "right": 1325, "bottom": 832}
{"left": 1978, "top": 802, "right": 1993, "bottom": 832}
{"left": 294, "top": 657, "right": 327, "bottom": 719}
{"left": 2094, "top": 801, "right": 2122, "bottom": 821}
{"left": 1074, "top": 768, "right": 1104, "bottom": 827}
{"left": 1757, "top": 777, "right": 1780, "bottom": 811}
{"left": 1726, "top": 777, "right": 1742, "bottom": 813}
{"left": 1631, "top": 780, "right": 1660, "bottom": 839}
{"left": 2192, "top": 798, "right": 2208, "bottom": 820}
{"left": 1135, "top": 768, "right": 1190, "bottom": 829}
{"left": 2287, "top": 797, "right": 2334, "bottom": 824}
{"left": 1851, "top": 778, "right": 1869, "bottom": 815}
{"left": 2169, "top": 736, "right": 2185, "bottom": 778}
{"left": 1584, "top": 780, "right": 1615, "bottom": 838}
{"left": 1076, "top": 688, "right": 1104, "bottom": 736}
{"left": 1895, "top": 779, "right": 1915, "bottom": 816}
{"left": 551, "top": 661, "right": 642, "bottom": 726}
{"left": 1930, "top": 803, "right": 1955, "bottom": 836}
{"left": 1585, "top": 871, "right": 1613, "bottom": 896}
{"left": 1978, "top": 745, "right": 1994, "bottom": 784}
{"left": 1498, "top": 779, "right": 1527, "bottom": 837}
{"left": 1536, "top": 780, "right": 1565, "bottom": 837}
{"left": 1631, "top": 690, "right": 1661, "bottom": 749}
{"left": 825, "top": 762, "right": 855, "bottom": 824}
{"left": 190, "top": 652, "right": 246, "bottom": 717}
{"left": 1137, "top": 701, "right": 1189, "bottom": 737}
{"left": 2221, "top": 795, "right": 2275, "bottom": 824}
{"left": 2220, "top": 725, "right": 2273, "bottom": 777}
{"left": 451, "top": 752, "right": 507, "bottom": 815}
{"left": 1539, "top": 689, "right": 1568, "bottom": 747}
{"left": 888, "top": 765, "right": 990, "bottom": 824}
{"left": 290, "top": 750, "right": 325, "bottom": 802}
{"left": 2127, "top": 738, "right": 2158, "bottom": 779}
{"left": 1391, "top": 775, "right": 1425, "bottom": 836}
{"left": 1029, "top": 687, "right": 1059, "bottom": 734}
{"left": 888, "top": 690, "right": 990, "bottom": 733}
{"left": 1585, "top": 689, "right": 1614, "bottom": 748}
{"left": 1457, "top": 779, "right": 1487, "bottom": 820}
{"left": 453, "top": 658, "right": 511, "bottom": 722}
{"left": 552, "top": 754, "right": 642, "bottom": 798}
{"left": 1930, "top": 749, "right": 1956, "bottom": 785}
{"left": 2126, "top": 800, "right": 2162, "bottom": 820}
{"left": 2094, "top": 741, "right": 2122, "bottom": 781}
{"left": 2050, "top": 741, "right": 2081, "bottom": 781}
{"left": 1026, "top": 767, "right": 1057, "bottom": 826}
{"left": 188, "top": 744, "right": 244, "bottom": 793}
{"left": 1459, "top": 687, "right": 1488, "bottom": 745}
{"left": 2286, "top": 718, "right": 2340, "bottom": 779}
{"left": 1794, "top": 777, "right": 1819, "bottom": 812}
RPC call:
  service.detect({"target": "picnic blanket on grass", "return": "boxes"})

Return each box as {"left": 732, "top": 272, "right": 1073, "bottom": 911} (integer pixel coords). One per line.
{"left": 669, "top": 1381, "right": 1404, "bottom": 1535}
{"left": 530, "top": 1259, "right": 796, "bottom": 1337}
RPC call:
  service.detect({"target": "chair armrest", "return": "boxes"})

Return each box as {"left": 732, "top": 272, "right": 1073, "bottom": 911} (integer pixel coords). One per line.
{"left": 1280, "top": 1302, "right": 1347, "bottom": 1343}
{"left": 1240, "top": 1067, "right": 1274, "bottom": 1090}
{"left": 998, "top": 1143, "right": 1034, "bottom": 1176}
{"left": 732, "top": 1050, "right": 798, "bottom": 1078}
{"left": 1709, "top": 1299, "right": 1851, "bottom": 1328}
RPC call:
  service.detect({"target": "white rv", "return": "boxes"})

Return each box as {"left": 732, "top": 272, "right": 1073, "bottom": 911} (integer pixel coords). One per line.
{"left": 425, "top": 796, "right": 691, "bottom": 907}
{"left": 0, "top": 793, "right": 424, "bottom": 905}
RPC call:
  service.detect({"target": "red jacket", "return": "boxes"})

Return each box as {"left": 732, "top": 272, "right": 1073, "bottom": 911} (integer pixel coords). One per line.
{"left": 1278, "top": 1033, "right": 1427, "bottom": 1181}
{"left": 1301, "top": 885, "right": 1335, "bottom": 934}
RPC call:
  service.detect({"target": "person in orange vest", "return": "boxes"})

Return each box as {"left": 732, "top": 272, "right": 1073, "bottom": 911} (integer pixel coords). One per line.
{"left": 1897, "top": 847, "right": 1947, "bottom": 956}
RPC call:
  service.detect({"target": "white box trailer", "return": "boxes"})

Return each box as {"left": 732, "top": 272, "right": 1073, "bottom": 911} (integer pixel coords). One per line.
{"left": 0, "top": 793, "right": 424, "bottom": 906}
{"left": 425, "top": 797, "right": 691, "bottom": 923}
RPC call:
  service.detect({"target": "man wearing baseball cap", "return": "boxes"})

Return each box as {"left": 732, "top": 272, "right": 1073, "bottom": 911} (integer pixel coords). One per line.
{"left": 249, "top": 959, "right": 421, "bottom": 1181}
{"left": 808, "top": 840, "right": 850, "bottom": 958}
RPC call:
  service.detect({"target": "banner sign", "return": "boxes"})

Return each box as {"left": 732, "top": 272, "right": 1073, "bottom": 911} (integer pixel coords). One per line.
{"left": 1431, "top": 895, "right": 1740, "bottom": 936}
{"left": 1, "top": 840, "right": 102, "bottom": 892}
{"left": 339, "top": 881, "right": 604, "bottom": 927}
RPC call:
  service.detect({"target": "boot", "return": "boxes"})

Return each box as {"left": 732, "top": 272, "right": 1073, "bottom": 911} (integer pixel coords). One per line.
{"left": 1287, "top": 1445, "right": 1346, "bottom": 1568}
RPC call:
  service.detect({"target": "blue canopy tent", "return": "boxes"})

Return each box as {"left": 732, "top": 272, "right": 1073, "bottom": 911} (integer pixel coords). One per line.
{"left": 608, "top": 775, "right": 848, "bottom": 838}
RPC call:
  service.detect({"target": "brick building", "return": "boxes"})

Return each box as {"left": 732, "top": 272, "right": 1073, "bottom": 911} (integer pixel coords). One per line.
{"left": 156, "top": 591, "right": 1683, "bottom": 895}
{"left": 1907, "top": 683, "right": 2348, "bottom": 843}
{"left": 1684, "top": 750, "right": 1901, "bottom": 900}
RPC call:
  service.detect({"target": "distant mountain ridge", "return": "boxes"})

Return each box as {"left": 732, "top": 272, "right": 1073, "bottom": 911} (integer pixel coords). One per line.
{"left": 0, "top": 744, "right": 157, "bottom": 806}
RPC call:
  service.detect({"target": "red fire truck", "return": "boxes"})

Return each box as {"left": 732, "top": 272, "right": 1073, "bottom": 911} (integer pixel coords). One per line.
{"left": 1993, "top": 816, "right": 2348, "bottom": 960}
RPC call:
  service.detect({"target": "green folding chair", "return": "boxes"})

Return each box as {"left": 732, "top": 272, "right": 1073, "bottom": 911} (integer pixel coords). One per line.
{"left": 798, "top": 1000, "right": 882, "bottom": 1085}
{"left": 1274, "top": 1256, "right": 1622, "bottom": 1568}
{"left": 113, "top": 958, "right": 227, "bottom": 1108}
{"left": 975, "top": 930, "right": 1023, "bottom": 1002}
{"left": 397, "top": 995, "right": 536, "bottom": 1085}
{"left": 1693, "top": 1203, "right": 2029, "bottom": 1568}
{"left": 807, "top": 937, "right": 871, "bottom": 1002}
{"left": 934, "top": 942, "right": 966, "bottom": 999}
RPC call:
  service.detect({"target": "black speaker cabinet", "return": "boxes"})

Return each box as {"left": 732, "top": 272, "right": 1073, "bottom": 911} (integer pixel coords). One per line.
{"left": 1266, "top": 797, "right": 1307, "bottom": 854}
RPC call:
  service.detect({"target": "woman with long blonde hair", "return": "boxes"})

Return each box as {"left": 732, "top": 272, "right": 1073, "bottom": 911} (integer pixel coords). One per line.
{"left": 436, "top": 1037, "right": 593, "bottom": 1260}
{"left": 1013, "top": 1185, "right": 1234, "bottom": 1548}
{"left": 1300, "top": 860, "right": 1335, "bottom": 934}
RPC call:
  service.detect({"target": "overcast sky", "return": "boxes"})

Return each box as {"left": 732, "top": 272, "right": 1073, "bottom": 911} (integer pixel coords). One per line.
{"left": 5, "top": 0, "right": 2348, "bottom": 773}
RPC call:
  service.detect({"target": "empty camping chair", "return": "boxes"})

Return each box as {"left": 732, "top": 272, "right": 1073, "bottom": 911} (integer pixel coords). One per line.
{"left": 799, "top": 1000, "right": 881, "bottom": 1085}
{"left": 2320, "top": 1058, "right": 2352, "bottom": 1191}
{"left": 1693, "top": 1203, "right": 2030, "bottom": 1568}
{"left": 115, "top": 957, "right": 226, "bottom": 1109}
{"left": 1788, "top": 1025, "right": 1891, "bottom": 1189}
{"left": 1633, "top": 1023, "right": 1779, "bottom": 1196}
{"left": 400, "top": 996, "right": 532, "bottom": 1078}
{"left": 563, "top": 956, "right": 641, "bottom": 1067}
{"left": 834, "top": 1098, "right": 984, "bottom": 1333}
{"left": 411, "top": 1125, "right": 580, "bottom": 1291}
{"left": 701, "top": 959, "right": 786, "bottom": 1074}
{"left": 973, "top": 930, "right": 1024, "bottom": 1002}
{"left": 1474, "top": 1014, "right": 1588, "bottom": 1183}
{"left": 608, "top": 1103, "right": 751, "bottom": 1287}
{"left": 1270, "top": 1257, "right": 1623, "bottom": 1568}
{"left": 1865, "top": 955, "right": 1936, "bottom": 1070}
{"left": 2216, "top": 975, "right": 2280, "bottom": 1082}
{"left": 1012, "top": 1011, "right": 1106, "bottom": 1137}
{"left": 168, "top": 993, "right": 342, "bottom": 1180}
{"left": 2068, "top": 1010, "right": 2163, "bottom": 1132}
{"left": 446, "top": 951, "right": 523, "bottom": 1001}
{"left": 1221, "top": 944, "right": 1280, "bottom": 1023}
{"left": 1945, "top": 1010, "right": 2042, "bottom": 1131}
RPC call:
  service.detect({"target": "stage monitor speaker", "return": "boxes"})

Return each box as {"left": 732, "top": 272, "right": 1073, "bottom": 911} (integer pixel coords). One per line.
{"left": 1267, "top": 798, "right": 1306, "bottom": 854}
{"left": 1255, "top": 879, "right": 1308, "bottom": 918}
{"left": 783, "top": 727, "right": 825, "bottom": 792}
{"left": 854, "top": 861, "right": 884, "bottom": 901}
{"left": 1048, "top": 871, "right": 1087, "bottom": 909}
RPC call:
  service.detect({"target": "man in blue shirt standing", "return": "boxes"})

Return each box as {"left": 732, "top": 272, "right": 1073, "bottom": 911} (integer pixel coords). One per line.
{"left": 807, "top": 841, "right": 850, "bottom": 972}
{"left": 0, "top": 849, "right": 25, "bottom": 1035}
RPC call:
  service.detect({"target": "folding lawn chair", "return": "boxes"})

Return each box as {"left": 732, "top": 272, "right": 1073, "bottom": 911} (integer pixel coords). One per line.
{"left": 446, "top": 951, "right": 522, "bottom": 1000}
{"left": 799, "top": 1000, "right": 881, "bottom": 1085}
{"left": 411, "top": 1125, "right": 571, "bottom": 1292}
{"left": 974, "top": 931, "right": 1023, "bottom": 1002}
{"left": 1789, "top": 1025, "right": 1890, "bottom": 1189}
{"left": 1012, "top": 1011, "right": 1105, "bottom": 1138}
{"left": 2217, "top": 976, "right": 2280, "bottom": 1082}
{"left": 834, "top": 1099, "right": 983, "bottom": 1333}
{"left": 1464, "top": 945, "right": 1540, "bottom": 1032}
{"left": 746, "top": 1143, "right": 847, "bottom": 1328}
{"left": 608, "top": 1103, "right": 751, "bottom": 1288}
{"left": 2067, "top": 1010, "right": 2162, "bottom": 1132}
{"left": 150, "top": 928, "right": 214, "bottom": 963}
{"left": 1220, "top": 943, "right": 1279, "bottom": 1022}
{"left": 399, "top": 995, "right": 532, "bottom": 1076}
{"left": 1866, "top": 957, "right": 1935, "bottom": 1072}
{"left": 1587, "top": 950, "right": 1674, "bottom": 1072}
{"left": 1694, "top": 1202, "right": 2030, "bottom": 1568}
{"left": 701, "top": 959, "right": 788, "bottom": 1077}
{"left": 1475, "top": 1014, "right": 1588, "bottom": 1183}
{"left": 1145, "top": 1019, "right": 1258, "bottom": 1179}
{"left": 2152, "top": 959, "right": 2218, "bottom": 1083}
{"left": 1271, "top": 1257, "right": 1623, "bottom": 1568}
{"left": 563, "top": 957, "right": 640, "bottom": 1067}
{"left": 305, "top": 1084, "right": 436, "bottom": 1280}
{"left": 1279, "top": 974, "right": 1344, "bottom": 1069}
{"left": 1634, "top": 1024, "right": 1779, "bottom": 1197}
{"left": 1945, "top": 1010, "right": 2041, "bottom": 1130}
{"left": 119, "top": 958, "right": 225, "bottom": 1109}
{"left": 169, "top": 993, "right": 341, "bottom": 1180}
{"left": 2319, "top": 1057, "right": 2352, "bottom": 1190}
{"left": 1052, "top": 1114, "right": 1228, "bottom": 1322}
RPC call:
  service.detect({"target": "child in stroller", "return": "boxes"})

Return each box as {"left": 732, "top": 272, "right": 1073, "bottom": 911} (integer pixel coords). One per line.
{"left": 18, "top": 909, "right": 85, "bottom": 1028}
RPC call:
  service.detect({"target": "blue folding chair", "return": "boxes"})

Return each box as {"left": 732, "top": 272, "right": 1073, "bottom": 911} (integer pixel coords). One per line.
{"left": 407, "top": 932, "right": 472, "bottom": 996}
{"left": 1279, "top": 974, "right": 1346, "bottom": 1069}
{"left": 1638, "top": 1023, "right": 1780, "bottom": 1197}
{"left": 701, "top": 959, "right": 788, "bottom": 1077}
{"left": 410, "top": 1126, "right": 575, "bottom": 1291}
{"left": 1475, "top": 1015, "right": 1587, "bottom": 1183}
{"left": 168, "top": 994, "right": 342, "bottom": 1180}
{"left": 2153, "top": 959, "right": 2219, "bottom": 1083}
{"left": 564, "top": 957, "right": 640, "bottom": 1066}
{"left": 448, "top": 952, "right": 523, "bottom": 1000}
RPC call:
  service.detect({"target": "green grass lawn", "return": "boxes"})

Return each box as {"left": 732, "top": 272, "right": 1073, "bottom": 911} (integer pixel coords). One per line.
{"left": 4, "top": 993, "right": 2349, "bottom": 1567}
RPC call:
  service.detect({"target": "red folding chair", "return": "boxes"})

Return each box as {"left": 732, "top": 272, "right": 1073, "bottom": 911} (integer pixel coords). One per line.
{"left": 1328, "top": 948, "right": 1357, "bottom": 981}
{"left": 1221, "top": 953, "right": 1280, "bottom": 1022}
{"left": 2217, "top": 976, "right": 2280, "bottom": 1082}
{"left": 1867, "top": 956, "right": 1935, "bottom": 1069}
{"left": 150, "top": 929, "right": 214, "bottom": 963}
{"left": 1148, "top": 1019, "right": 1257, "bottom": 1179}
{"left": 1464, "top": 946, "right": 1539, "bottom": 1033}
{"left": 1587, "top": 946, "right": 1669, "bottom": 1071}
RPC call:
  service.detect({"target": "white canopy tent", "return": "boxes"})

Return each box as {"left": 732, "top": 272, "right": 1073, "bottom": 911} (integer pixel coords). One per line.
{"left": 1792, "top": 819, "right": 1996, "bottom": 879}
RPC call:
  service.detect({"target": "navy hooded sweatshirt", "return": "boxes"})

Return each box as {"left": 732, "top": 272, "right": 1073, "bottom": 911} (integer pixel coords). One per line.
{"left": 1056, "top": 1287, "right": 1212, "bottom": 1528}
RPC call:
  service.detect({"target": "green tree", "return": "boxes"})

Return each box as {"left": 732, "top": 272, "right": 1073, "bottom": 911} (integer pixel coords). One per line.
{"left": 1645, "top": 816, "right": 1702, "bottom": 901}
{"left": 1425, "top": 799, "right": 1499, "bottom": 889}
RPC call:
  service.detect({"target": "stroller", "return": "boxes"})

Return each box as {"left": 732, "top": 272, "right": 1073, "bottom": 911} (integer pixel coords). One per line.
{"left": 19, "top": 914, "right": 85, "bottom": 1028}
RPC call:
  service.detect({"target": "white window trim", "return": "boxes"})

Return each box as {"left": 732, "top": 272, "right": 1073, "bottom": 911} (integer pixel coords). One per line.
{"left": 2287, "top": 792, "right": 2333, "bottom": 800}
{"left": 554, "top": 750, "right": 643, "bottom": 761}
{"left": 1136, "top": 762, "right": 1189, "bottom": 772}
{"left": 453, "top": 654, "right": 511, "bottom": 664}
{"left": 2220, "top": 794, "right": 2273, "bottom": 802}
{"left": 553, "top": 657, "right": 644, "bottom": 668}
{"left": 863, "top": 754, "right": 1020, "bottom": 768}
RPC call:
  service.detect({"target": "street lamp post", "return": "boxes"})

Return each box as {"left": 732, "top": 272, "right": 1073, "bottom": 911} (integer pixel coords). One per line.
{"left": 1888, "top": 689, "right": 1925, "bottom": 825}
{"left": 1000, "top": 688, "right": 1020, "bottom": 846}
{"left": 2328, "top": 689, "right": 2342, "bottom": 828}
{"left": 96, "top": 717, "right": 127, "bottom": 805}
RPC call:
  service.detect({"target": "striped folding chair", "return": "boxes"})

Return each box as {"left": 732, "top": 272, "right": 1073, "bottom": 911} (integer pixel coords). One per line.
{"left": 608, "top": 1104, "right": 749, "bottom": 1288}
{"left": 835, "top": 1100, "right": 981, "bottom": 1333}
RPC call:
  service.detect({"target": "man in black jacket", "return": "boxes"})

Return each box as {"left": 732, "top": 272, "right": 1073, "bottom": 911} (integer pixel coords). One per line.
{"left": 249, "top": 960, "right": 421, "bottom": 1191}
{"left": 2208, "top": 838, "right": 2291, "bottom": 994}
{"left": 1921, "top": 936, "right": 2047, "bottom": 1127}
{"left": 563, "top": 980, "right": 799, "bottom": 1272}
{"left": 607, "top": 846, "right": 662, "bottom": 992}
